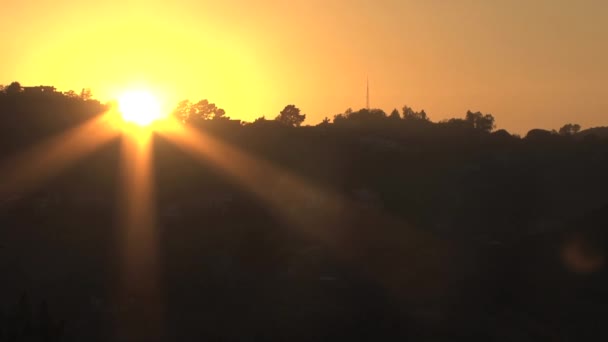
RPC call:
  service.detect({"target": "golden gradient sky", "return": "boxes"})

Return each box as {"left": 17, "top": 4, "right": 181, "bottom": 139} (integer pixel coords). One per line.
{"left": 1, "top": 0, "right": 607, "bottom": 133}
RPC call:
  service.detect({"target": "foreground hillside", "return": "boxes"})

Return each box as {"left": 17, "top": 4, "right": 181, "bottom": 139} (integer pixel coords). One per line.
{"left": 1, "top": 88, "right": 607, "bottom": 341}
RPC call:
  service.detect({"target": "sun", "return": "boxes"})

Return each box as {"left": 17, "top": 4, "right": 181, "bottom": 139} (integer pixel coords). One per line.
{"left": 118, "top": 90, "right": 166, "bottom": 126}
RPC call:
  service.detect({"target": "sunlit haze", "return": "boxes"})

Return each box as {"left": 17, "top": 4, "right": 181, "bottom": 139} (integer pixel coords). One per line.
{"left": 1, "top": 0, "right": 607, "bottom": 133}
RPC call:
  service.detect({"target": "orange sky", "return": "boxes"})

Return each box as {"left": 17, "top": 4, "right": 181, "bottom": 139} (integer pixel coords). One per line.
{"left": 1, "top": 0, "right": 607, "bottom": 133}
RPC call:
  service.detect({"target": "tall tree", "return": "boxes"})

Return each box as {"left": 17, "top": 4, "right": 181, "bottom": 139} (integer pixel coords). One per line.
{"left": 389, "top": 108, "right": 401, "bottom": 120}
{"left": 418, "top": 109, "right": 428, "bottom": 121}
{"left": 402, "top": 105, "right": 415, "bottom": 119}
{"left": 276, "top": 105, "right": 306, "bottom": 127}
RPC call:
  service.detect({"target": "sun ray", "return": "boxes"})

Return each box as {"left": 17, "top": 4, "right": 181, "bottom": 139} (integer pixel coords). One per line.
{"left": 0, "top": 113, "right": 120, "bottom": 206}
{"left": 158, "top": 119, "right": 452, "bottom": 304}
{"left": 158, "top": 119, "right": 342, "bottom": 240}
{"left": 115, "top": 129, "right": 163, "bottom": 341}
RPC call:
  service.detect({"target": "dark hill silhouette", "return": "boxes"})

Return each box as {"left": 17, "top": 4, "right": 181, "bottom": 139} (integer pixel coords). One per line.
{"left": 578, "top": 126, "right": 608, "bottom": 139}
{"left": 1, "top": 83, "right": 607, "bottom": 341}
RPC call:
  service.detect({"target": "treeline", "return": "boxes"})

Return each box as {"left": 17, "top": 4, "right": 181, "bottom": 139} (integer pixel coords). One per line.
{"left": 168, "top": 88, "right": 599, "bottom": 141}
{"left": 0, "top": 82, "right": 106, "bottom": 154}
{"left": 2, "top": 81, "right": 602, "bottom": 141}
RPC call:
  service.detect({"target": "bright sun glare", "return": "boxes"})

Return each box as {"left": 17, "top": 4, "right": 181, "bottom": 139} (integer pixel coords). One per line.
{"left": 118, "top": 90, "right": 165, "bottom": 126}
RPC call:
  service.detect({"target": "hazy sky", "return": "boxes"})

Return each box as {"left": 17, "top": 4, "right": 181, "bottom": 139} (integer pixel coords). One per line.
{"left": 1, "top": 0, "right": 607, "bottom": 133}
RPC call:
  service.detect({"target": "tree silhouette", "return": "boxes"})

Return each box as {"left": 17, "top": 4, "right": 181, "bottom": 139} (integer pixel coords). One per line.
{"left": 525, "top": 128, "right": 554, "bottom": 140}
{"left": 465, "top": 110, "right": 495, "bottom": 132}
{"left": 5, "top": 81, "right": 22, "bottom": 95}
{"left": 318, "top": 117, "right": 331, "bottom": 126}
{"left": 253, "top": 116, "right": 267, "bottom": 123}
{"left": 332, "top": 108, "right": 353, "bottom": 124}
{"left": 63, "top": 90, "right": 79, "bottom": 98}
{"left": 419, "top": 109, "right": 428, "bottom": 121}
{"left": 559, "top": 123, "right": 581, "bottom": 136}
{"left": 389, "top": 108, "right": 400, "bottom": 120}
{"left": 172, "top": 99, "right": 226, "bottom": 123}
{"left": 172, "top": 99, "right": 194, "bottom": 122}
{"left": 192, "top": 100, "right": 225, "bottom": 121}
{"left": 343, "top": 108, "right": 387, "bottom": 123}
{"left": 402, "top": 105, "right": 428, "bottom": 121}
{"left": 276, "top": 104, "right": 306, "bottom": 127}
{"left": 80, "top": 88, "right": 93, "bottom": 101}
{"left": 333, "top": 113, "right": 346, "bottom": 124}
{"left": 440, "top": 118, "right": 469, "bottom": 129}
